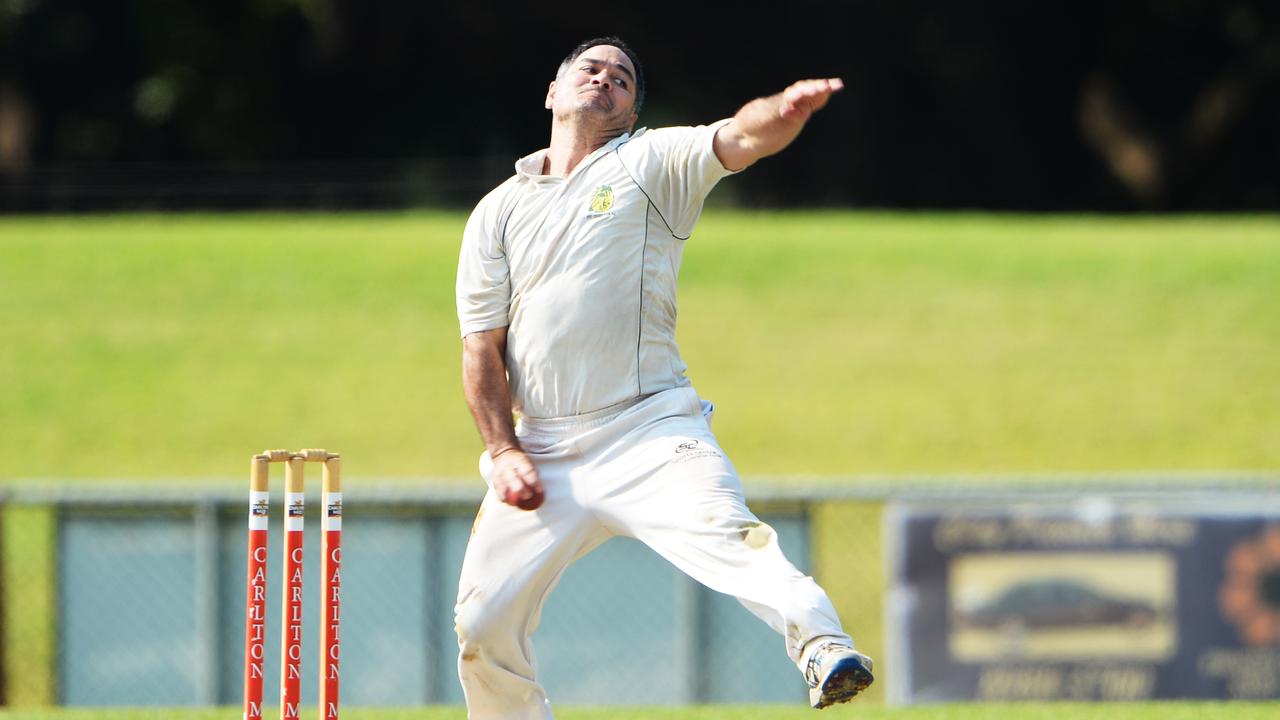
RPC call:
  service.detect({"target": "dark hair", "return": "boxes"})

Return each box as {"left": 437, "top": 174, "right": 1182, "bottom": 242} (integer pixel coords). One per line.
{"left": 557, "top": 36, "right": 645, "bottom": 115}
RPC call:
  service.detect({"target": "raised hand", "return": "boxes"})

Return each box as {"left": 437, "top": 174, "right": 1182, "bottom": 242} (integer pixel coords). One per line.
{"left": 779, "top": 78, "right": 845, "bottom": 121}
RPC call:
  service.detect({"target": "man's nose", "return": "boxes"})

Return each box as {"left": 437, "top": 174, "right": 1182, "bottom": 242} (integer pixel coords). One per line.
{"left": 591, "top": 73, "right": 611, "bottom": 89}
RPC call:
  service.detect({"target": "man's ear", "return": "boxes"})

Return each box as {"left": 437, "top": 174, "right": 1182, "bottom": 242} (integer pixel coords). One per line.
{"left": 545, "top": 81, "right": 556, "bottom": 110}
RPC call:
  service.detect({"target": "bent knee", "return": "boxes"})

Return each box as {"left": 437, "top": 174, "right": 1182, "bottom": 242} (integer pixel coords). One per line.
{"left": 455, "top": 586, "right": 510, "bottom": 652}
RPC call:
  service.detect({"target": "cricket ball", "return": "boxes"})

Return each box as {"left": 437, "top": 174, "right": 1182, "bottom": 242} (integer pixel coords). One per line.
{"left": 505, "top": 485, "right": 544, "bottom": 511}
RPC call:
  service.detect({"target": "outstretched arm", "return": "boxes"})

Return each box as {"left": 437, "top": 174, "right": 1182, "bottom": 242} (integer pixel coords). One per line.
{"left": 712, "top": 78, "right": 844, "bottom": 172}
{"left": 461, "top": 327, "right": 543, "bottom": 508}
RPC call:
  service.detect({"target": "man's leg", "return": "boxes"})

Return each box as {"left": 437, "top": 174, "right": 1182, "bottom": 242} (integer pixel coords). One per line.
{"left": 608, "top": 451, "right": 852, "bottom": 660}
{"left": 589, "top": 402, "right": 870, "bottom": 703}
{"left": 455, "top": 455, "right": 609, "bottom": 720}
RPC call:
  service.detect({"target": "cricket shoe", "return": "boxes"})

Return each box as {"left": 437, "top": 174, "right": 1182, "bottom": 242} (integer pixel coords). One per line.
{"left": 805, "top": 642, "right": 874, "bottom": 709}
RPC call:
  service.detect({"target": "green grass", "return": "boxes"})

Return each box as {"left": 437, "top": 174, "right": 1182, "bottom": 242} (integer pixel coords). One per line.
{"left": 1, "top": 211, "right": 1277, "bottom": 480}
{"left": 0, "top": 505, "right": 56, "bottom": 705}
{"left": 1, "top": 703, "right": 1277, "bottom": 719}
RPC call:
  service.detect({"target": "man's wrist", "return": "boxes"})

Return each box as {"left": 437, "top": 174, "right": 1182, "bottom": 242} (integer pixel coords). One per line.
{"left": 490, "top": 445, "right": 522, "bottom": 460}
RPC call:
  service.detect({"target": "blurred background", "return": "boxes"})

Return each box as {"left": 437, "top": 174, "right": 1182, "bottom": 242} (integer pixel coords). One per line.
{"left": 2, "top": 0, "right": 1279, "bottom": 211}
{"left": 1, "top": 0, "right": 1278, "bottom": 716}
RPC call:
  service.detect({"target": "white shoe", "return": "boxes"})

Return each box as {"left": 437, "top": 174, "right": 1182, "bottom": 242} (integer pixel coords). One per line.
{"left": 805, "top": 642, "right": 874, "bottom": 709}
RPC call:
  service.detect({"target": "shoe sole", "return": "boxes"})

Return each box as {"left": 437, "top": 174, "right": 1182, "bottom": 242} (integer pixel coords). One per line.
{"left": 810, "top": 656, "right": 875, "bottom": 709}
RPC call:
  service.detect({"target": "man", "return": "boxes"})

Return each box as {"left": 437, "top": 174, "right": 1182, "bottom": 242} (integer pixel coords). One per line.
{"left": 454, "top": 36, "right": 872, "bottom": 719}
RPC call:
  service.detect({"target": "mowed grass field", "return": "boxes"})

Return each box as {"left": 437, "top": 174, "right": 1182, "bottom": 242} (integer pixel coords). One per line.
{"left": 1, "top": 211, "right": 1276, "bottom": 481}
{"left": 0, "top": 702, "right": 1277, "bottom": 719}
{"left": 0, "top": 213, "right": 1278, "bottom": 714}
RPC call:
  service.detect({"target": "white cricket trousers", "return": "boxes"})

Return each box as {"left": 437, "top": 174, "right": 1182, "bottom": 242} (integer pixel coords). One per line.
{"left": 454, "top": 386, "right": 853, "bottom": 719}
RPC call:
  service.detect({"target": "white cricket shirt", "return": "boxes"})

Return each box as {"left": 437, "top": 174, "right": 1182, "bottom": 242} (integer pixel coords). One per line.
{"left": 456, "top": 121, "right": 736, "bottom": 420}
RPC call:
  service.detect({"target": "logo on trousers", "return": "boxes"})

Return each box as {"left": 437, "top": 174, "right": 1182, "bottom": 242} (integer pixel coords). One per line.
{"left": 673, "top": 439, "right": 720, "bottom": 462}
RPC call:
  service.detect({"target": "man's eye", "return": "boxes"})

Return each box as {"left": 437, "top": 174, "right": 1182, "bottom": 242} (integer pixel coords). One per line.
{"left": 616, "top": 78, "right": 628, "bottom": 88}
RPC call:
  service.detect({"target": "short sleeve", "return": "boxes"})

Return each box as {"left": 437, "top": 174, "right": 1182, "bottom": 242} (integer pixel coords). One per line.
{"left": 455, "top": 188, "right": 513, "bottom": 337}
{"left": 620, "top": 120, "right": 737, "bottom": 238}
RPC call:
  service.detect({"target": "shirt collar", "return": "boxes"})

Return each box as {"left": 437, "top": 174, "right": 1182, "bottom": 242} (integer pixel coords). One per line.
{"left": 514, "top": 128, "right": 647, "bottom": 182}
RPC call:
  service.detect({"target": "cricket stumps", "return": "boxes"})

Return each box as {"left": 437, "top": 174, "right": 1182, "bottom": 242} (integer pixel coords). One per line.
{"left": 243, "top": 449, "right": 343, "bottom": 720}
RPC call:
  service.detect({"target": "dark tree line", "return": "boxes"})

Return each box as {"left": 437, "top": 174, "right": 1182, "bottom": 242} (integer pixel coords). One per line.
{"left": 1, "top": 0, "right": 1277, "bottom": 210}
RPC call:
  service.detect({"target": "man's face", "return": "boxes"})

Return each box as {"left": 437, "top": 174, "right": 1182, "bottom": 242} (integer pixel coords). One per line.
{"left": 546, "top": 45, "right": 639, "bottom": 130}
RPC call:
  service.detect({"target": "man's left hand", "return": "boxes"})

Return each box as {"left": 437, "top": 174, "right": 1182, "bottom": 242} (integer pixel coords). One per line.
{"left": 779, "top": 78, "right": 845, "bottom": 122}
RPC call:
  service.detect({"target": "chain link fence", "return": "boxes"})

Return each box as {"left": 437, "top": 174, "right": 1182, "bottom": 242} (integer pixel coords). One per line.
{"left": 0, "top": 474, "right": 1275, "bottom": 708}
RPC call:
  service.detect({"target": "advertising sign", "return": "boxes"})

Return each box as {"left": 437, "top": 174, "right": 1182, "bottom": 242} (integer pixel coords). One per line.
{"left": 887, "top": 498, "right": 1280, "bottom": 702}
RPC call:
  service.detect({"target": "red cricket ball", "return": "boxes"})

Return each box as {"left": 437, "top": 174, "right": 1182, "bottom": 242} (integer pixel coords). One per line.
{"left": 504, "top": 485, "right": 544, "bottom": 511}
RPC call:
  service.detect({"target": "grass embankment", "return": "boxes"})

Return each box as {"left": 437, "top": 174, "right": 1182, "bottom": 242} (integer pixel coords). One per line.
{"left": 1, "top": 211, "right": 1276, "bottom": 480}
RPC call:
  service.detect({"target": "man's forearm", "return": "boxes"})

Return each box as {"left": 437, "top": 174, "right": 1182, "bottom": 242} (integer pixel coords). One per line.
{"left": 461, "top": 331, "right": 521, "bottom": 457}
{"left": 714, "top": 78, "right": 843, "bottom": 171}
{"left": 728, "top": 94, "right": 810, "bottom": 161}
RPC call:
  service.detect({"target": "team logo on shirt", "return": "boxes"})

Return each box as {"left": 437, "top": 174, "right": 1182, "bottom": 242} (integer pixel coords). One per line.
{"left": 588, "top": 185, "right": 614, "bottom": 213}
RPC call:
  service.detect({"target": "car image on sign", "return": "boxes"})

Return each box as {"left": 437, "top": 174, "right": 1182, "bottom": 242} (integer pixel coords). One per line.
{"left": 958, "top": 578, "right": 1159, "bottom": 631}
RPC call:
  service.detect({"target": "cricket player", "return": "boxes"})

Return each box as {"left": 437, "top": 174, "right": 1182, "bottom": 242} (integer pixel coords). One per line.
{"left": 454, "top": 36, "right": 873, "bottom": 719}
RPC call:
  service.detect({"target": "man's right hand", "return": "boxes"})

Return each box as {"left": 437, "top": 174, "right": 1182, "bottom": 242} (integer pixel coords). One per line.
{"left": 491, "top": 447, "right": 545, "bottom": 510}
{"left": 463, "top": 327, "right": 544, "bottom": 510}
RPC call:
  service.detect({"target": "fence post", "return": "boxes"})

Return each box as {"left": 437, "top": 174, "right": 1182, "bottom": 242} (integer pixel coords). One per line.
{"left": 193, "top": 501, "right": 220, "bottom": 705}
